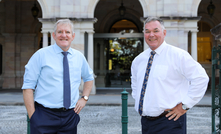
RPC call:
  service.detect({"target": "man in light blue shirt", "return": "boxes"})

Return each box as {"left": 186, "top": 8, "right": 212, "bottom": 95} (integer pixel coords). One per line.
{"left": 22, "top": 19, "right": 94, "bottom": 134}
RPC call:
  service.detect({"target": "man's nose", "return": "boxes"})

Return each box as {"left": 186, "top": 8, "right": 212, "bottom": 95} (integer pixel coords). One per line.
{"left": 149, "top": 32, "right": 154, "bottom": 36}
{"left": 61, "top": 32, "right": 66, "bottom": 37}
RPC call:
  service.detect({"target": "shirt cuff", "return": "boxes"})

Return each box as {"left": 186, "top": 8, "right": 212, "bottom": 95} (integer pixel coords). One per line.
{"left": 182, "top": 95, "right": 203, "bottom": 109}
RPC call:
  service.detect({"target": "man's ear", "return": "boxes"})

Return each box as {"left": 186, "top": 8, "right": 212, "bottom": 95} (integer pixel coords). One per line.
{"left": 163, "top": 29, "right": 166, "bottom": 36}
{"left": 72, "top": 33, "right": 75, "bottom": 39}
{"left": 52, "top": 32, "right": 56, "bottom": 40}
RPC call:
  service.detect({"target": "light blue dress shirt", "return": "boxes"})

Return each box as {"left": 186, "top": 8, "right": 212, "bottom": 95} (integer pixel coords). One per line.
{"left": 22, "top": 44, "right": 94, "bottom": 108}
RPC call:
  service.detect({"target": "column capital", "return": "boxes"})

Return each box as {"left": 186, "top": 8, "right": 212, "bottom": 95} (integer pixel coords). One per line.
{"left": 190, "top": 30, "right": 198, "bottom": 33}
{"left": 41, "top": 31, "right": 49, "bottom": 34}
{"left": 41, "top": 27, "right": 52, "bottom": 34}
{"left": 87, "top": 30, "right": 95, "bottom": 34}
{"left": 81, "top": 30, "right": 94, "bottom": 34}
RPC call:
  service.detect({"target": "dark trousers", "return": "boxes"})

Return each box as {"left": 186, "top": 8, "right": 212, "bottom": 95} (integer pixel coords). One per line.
{"left": 30, "top": 102, "right": 80, "bottom": 134}
{"left": 141, "top": 114, "right": 186, "bottom": 134}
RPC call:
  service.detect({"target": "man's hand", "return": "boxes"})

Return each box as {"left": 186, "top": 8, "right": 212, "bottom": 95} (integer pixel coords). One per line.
{"left": 165, "top": 103, "right": 187, "bottom": 121}
{"left": 74, "top": 80, "right": 93, "bottom": 114}
{"left": 74, "top": 98, "right": 87, "bottom": 114}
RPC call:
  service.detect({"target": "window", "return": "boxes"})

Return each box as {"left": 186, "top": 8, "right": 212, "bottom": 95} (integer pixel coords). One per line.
{"left": 110, "top": 20, "right": 139, "bottom": 33}
{"left": 197, "top": 21, "right": 212, "bottom": 63}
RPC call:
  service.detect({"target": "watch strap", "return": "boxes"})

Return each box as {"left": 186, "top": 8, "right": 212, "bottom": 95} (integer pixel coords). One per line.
{"left": 81, "top": 96, "right": 89, "bottom": 101}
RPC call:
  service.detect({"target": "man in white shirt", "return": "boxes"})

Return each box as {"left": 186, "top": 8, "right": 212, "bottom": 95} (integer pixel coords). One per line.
{"left": 131, "top": 17, "right": 209, "bottom": 133}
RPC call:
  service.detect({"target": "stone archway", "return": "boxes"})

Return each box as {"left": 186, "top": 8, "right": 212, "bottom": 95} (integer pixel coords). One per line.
{"left": 37, "top": 0, "right": 49, "bottom": 18}
{"left": 94, "top": 0, "right": 143, "bottom": 33}
{"left": 93, "top": 0, "right": 144, "bottom": 90}
{"left": 88, "top": 0, "right": 146, "bottom": 18}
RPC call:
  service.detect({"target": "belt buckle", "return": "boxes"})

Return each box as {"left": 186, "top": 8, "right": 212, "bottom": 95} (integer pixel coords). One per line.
{"left": 62, "top": 107, "right": 67, "bottom": 111}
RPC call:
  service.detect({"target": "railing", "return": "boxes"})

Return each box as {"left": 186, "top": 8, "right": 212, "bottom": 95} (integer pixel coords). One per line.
{"left": 27, "top": 115, "right": 30, "bottom": 134}
{"left": 212, "top": 45, "right": 221, "bottom": 134}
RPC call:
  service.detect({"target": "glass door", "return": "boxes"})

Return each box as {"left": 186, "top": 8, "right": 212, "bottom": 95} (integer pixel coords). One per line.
{"left": 94, "top": 35, "right": 143, "bottom": 89}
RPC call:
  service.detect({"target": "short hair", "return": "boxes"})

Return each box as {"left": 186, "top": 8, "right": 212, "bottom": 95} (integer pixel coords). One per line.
{"left": 143, "top": 17, "right": 165, "bottom": 32}
{"left": 53, "top": 19, "right": 74, "bottom": 34}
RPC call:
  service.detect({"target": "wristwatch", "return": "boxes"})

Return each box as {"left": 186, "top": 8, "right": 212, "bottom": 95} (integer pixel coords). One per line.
{"left": 182, "top": 103, "right": 189, "bottom": 110}
{"left": 81, "top": 96, "right": 89, "bottom": 101}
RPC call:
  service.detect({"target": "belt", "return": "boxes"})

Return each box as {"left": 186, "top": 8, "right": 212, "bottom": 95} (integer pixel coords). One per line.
{"left": 143, "top": 111, "right": 169, "bottom": 121}
{"left": 35, "top": 102, "right": 73, "bottom": 112}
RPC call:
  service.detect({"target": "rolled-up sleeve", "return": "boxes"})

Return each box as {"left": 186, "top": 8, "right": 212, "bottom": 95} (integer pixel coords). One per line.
{"left": 81, "top": 55, "right": 94, "bottom": 82}
{"left": 22, "top": 51, "right": 41, "bottom": 90}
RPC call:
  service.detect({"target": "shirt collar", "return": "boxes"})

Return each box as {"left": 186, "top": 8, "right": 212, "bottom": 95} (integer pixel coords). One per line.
{"left": 152, "top": 41, "right": 167, "bottom": 55}
{"left": 53, "top": 43, "right": 73, "bottom": 55}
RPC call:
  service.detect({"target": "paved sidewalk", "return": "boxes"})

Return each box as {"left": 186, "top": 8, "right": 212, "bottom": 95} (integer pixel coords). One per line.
{"left": 0, "top": 106, "right": 212, "bottom": 134}
{"left": 0, "top": 89, "right": 212, "bottom": 106}
{"left": 0, "top": 89, "right": 213, "bottom": 134}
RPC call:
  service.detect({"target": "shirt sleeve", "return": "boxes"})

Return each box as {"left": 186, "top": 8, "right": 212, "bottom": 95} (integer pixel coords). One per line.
{"left": 81, "top": 55, "right": 94, "bottom": 82}
{"left": 131, "top": 59, "right": 137, "bottom": 100}
{"left": 22, "top": 51, "right": 42, "bottom": 90}
{"left": 179, "top": 51, "right": 209, "bottom": 108}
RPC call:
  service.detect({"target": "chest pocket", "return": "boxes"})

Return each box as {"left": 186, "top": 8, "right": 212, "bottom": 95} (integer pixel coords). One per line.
{"left": 152, "top": 65, "right": 168, "bottom": 80}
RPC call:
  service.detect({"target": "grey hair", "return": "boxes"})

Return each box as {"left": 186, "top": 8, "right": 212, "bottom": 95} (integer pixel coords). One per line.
{"left": 143, "top": 17, "right": 165, "bottom": 32}
{"left": 53, "top": 19, "right": 74, "bottom": 34}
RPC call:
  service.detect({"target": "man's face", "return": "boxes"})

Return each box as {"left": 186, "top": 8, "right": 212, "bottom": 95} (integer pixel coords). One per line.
{"left": 52, "top": 23, "right": 75, "bottom": 51}
{"left": 144, "top": 21, "right": 166, "bottom": 50}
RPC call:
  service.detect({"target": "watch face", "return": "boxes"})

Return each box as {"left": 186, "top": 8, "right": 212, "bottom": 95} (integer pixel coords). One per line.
{"left": 84, "top": 96, "right": 88, "bottom": 100}
{"left": 82, "top": 96, "right": 88, "bottom": 101}
{"left": 182, "top": 104, "right": 187, "bottom": 110}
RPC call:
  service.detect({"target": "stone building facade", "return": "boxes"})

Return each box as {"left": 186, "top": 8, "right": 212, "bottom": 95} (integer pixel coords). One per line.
{"left": 0, "top": 0, "right": 220, "bottom": 94}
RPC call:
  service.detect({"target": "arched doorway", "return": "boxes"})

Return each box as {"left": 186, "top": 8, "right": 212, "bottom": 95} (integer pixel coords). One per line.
{"left": 94, "top": 20, "right": 143, "bottom": 89}
{"left": 94, "top": 0, "right": 143, "bottom": 90}
{"left": 94, "top": 28, "right": 143, "bottom": 89}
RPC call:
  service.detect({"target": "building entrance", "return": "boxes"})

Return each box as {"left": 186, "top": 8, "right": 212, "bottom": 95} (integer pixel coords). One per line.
{"left": 94, "top": 33, "right": 143, "bottom": 89}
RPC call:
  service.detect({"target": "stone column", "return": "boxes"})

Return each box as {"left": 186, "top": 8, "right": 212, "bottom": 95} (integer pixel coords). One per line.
{"left": 42, "top": 31, "right": 48, "bottom": 48}
{"left": 87, "top": 30, "right": 96, "bottom": 94}
{"left": 191, "top": 30, "right": 198, "bottom": 61}
{"left": 183, "top": 31, "right": 189, "bottom": 52}
{"left": 50, "top": 31, "right": 55, "bottom": 45}
{"left": 87, "top": 30, "right": 94, "bottom": 70}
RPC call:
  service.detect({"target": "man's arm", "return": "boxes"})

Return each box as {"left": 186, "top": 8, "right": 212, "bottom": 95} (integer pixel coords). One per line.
{"left": 23, "top": 89, "right": 35, "bottom": 119}
{"left": 131, "top": 60, "right": 137, "bottom": 99}
{"left": 74, "top": 80, "right": 93, "bottom": 114}
{"left": 166, "top": 51, "right": 209, "bottom": 121}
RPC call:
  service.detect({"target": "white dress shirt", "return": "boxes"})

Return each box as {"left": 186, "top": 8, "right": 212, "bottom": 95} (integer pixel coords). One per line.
{"left": 131, "top": 41, "right": 209, "bottom": 116}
